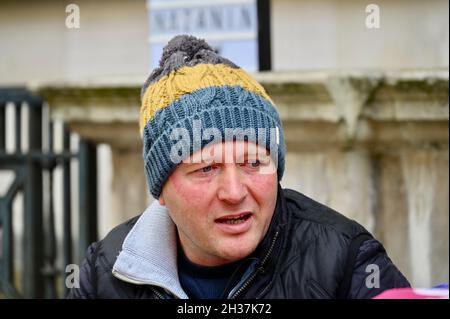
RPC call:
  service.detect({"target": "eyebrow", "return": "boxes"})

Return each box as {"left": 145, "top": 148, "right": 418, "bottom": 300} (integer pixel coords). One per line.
{"left": 184, "top": 149, "right": 267, "bottom": 166}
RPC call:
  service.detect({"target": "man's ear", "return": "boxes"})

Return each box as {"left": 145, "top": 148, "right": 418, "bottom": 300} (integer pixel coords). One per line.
{"left": 159, "top": 195, "right": 165, "bottom": 206}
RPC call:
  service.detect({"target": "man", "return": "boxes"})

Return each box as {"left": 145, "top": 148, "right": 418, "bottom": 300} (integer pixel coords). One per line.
{"left": 68, "top": 35, "right": 410, "bottom": 299}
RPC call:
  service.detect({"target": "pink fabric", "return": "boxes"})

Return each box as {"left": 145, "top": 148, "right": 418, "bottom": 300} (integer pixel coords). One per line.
{"left": 373, "top": 288, "right": 449, "bottom": 299}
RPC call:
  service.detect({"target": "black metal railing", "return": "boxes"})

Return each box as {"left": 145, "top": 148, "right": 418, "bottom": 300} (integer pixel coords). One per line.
{"left": 0, "top": 88, "right": 98, "bottom": 298}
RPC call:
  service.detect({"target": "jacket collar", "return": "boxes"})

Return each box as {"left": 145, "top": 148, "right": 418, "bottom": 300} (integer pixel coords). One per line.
{"left": 112, "top": 201, "right": 189, "bottom": 299}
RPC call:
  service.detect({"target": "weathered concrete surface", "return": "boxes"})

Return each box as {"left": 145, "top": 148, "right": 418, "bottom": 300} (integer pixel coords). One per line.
{"left": 282, "top": 150, "right": 376, "bottom": 233}
{"left": 0, "top": 0, "right": 149, "bottom": 85}
{"left": 35, "top": 69, "right": 448, "bottom": 288}
{"left": 108, "top": 147, "right": 149, "bottom": 233}
{"left": 271, "top": 0, "right": 449, "bottom": 70}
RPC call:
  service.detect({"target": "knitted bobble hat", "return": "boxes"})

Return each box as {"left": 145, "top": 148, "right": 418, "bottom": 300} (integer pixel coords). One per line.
{"left": 140, "top": 35, "right": 285, "bottom": 199}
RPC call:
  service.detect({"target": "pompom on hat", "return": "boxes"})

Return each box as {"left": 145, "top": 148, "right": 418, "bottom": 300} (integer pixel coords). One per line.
{"left": 140, "top": 35, "right": 285, "bottom": 199}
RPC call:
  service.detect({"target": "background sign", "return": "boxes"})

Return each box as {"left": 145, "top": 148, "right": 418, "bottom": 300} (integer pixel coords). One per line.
{"left": 147, "top": 0, "right": 258, "bottom": 71}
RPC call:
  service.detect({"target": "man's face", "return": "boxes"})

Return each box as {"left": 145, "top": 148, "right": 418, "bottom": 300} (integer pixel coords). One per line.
{"left": 159, "top": 141, "right": 278, "bottom": 266}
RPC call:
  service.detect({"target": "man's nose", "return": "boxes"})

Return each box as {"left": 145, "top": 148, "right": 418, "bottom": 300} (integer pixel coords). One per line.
{"left": 217, "top": 165, "right": 247, "bottom": 204}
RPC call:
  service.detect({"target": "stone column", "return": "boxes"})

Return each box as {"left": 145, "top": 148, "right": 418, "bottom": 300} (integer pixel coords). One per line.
{"left": 401, "top": 150, "right": 449, "bottom": 287}
{"left": 107, "top": 145, "right": 150, "bottom": 233}
{"left": 283, "top": 150, "right": 375, "bottom": 232}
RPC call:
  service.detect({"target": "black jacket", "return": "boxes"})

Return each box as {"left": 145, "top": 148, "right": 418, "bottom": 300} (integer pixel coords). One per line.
{"left": 67, "top": 187, "right": 410, "bottom": 299}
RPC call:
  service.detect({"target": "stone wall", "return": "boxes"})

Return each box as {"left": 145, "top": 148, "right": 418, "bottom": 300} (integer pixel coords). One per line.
{"left": 257, "top": 70, "right": 449, "bottom": 287}
{"left": 272, "top": 0, "right": 449, "bottom": 70}
{"left": 1, "top": 0, "right": 448, "bottom": 84}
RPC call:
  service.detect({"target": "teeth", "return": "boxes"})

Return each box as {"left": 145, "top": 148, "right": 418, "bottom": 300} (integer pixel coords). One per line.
{"left": 223, "top": 218, "right": 245, "bottom": 224}
{"left": 224, "top": 215, "right": 245, "bottom": 220}
{"left": 220, "top": 214, "right": 250, "bottom": 224}
{"left": 216, "top": 213, "right": 251, "bottom": 225}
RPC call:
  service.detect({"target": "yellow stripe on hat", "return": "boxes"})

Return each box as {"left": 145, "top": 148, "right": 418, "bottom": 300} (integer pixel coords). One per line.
{"left": 140, "top": 63, "right": 273, "bottom": 135}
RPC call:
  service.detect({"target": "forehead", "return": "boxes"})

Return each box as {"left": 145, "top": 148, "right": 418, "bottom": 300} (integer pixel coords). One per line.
{"left": 182, "top": 141, "right": 269, "bottom": 165}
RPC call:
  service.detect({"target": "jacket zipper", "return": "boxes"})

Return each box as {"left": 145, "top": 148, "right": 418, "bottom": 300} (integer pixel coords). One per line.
{"left": 228, "top": 231, "right": 280, "bottom": 299}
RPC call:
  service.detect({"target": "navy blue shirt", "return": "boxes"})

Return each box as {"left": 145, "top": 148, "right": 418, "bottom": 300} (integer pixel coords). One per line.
{"left": 177, "top": 245, "right": 246, "bottom": 299}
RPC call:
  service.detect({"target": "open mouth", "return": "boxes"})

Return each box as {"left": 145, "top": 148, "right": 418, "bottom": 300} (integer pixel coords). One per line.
{"left": 215, "top": 212, "right": 252, "bottom": 225}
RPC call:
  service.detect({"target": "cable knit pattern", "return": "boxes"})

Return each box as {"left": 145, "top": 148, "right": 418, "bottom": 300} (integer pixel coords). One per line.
{"left": 140, "top": 64, "right": 274, "bottom": 135}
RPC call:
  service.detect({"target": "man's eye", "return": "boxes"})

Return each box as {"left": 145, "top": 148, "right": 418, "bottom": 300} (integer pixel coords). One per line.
{"left": 196, "top": 164, "right": 217, "bottom": 173}
{"left": 250, "top": 160, "right": 261, "bottom": 168}
{"left": 243, "top": 159, "right": 261, "bottom": 168}
{"left": 201, "top": 165, "right": 213, "bottom": 172}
